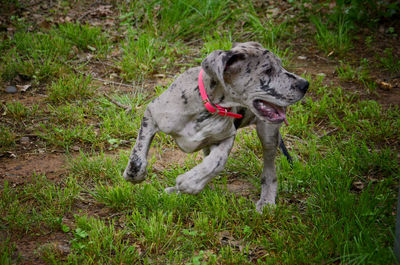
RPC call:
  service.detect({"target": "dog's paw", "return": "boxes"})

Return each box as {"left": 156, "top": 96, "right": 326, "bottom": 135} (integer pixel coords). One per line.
{"left": 176, "top": 173, "right": 207, "bottom": 194}
{"left": 123, "top": 169, "right": 147, "bottom": 183}
{"left": 123, "top": 159, "right": 147, "bottom": 183}
{"left": 256, "top": 199, "right": 276, "bottom": 213}
{"left": 164, "top": 186, "right": 180, "bottom": 194}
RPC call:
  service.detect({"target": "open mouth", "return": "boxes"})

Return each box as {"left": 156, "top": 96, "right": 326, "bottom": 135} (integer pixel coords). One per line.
{"left": 253, "top": 99, "right": 288, "bottom": 125}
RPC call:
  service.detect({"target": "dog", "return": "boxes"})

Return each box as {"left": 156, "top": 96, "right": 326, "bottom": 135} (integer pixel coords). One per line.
{"left": 123, "top": 42, "right": 308, "bottom": 212}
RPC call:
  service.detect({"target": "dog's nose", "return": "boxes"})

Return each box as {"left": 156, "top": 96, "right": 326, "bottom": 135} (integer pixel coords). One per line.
{"left": 296, "top": 79, "right": 309, "bottom": 93}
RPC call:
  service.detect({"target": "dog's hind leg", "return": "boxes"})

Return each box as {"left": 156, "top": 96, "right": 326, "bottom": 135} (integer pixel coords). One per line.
{"left": 255, "top": 120, "right": 281, "bottom": 213}
{"left": 123, "top": 109, "right": 158, "bottom": 183}
{"left": 166, "top": 136, "right": 235, "bottom": 194}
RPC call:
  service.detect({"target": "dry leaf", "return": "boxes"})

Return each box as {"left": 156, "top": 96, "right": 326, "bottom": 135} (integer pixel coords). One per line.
{"left": 94, "top": 5, "right": 113, "bottom": 17}
{"left": 39, "top": 20, "right": 51, "bottom": 29}
{"left": 352, "top": 180, "right": 364, "bottom": 191}
{"left": 379, "top": 81, "right": 393, "bottom": 90}
{"left": 16, "top": 84, "right": 31, "bottom": 92}
{"left": 153, "top": 74, "right": 166, "bottom": 78}
{"left": 218, "top": 231, "right": 243, "bottom": 249}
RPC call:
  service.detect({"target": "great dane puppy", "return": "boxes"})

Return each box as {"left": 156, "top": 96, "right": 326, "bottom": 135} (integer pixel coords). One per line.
{"left": 123, "top": 42, "right": 308, "bottom": 212}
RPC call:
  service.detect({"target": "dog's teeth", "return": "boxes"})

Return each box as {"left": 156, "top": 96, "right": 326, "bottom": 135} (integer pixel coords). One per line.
{"left": 253, "top": 100, "right": 288, "bottom": 124}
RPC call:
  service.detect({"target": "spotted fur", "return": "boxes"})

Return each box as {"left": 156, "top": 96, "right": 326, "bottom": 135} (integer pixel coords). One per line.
{"left": 123, "top": 42, "right": 308, "bottom": 212}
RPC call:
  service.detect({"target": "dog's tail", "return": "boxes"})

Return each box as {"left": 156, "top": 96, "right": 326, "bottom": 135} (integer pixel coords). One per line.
{"left": 279, "top": 136, "right": 293, "bottom": 166}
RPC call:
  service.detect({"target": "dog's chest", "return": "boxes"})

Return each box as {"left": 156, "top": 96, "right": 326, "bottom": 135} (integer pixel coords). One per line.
{"left": 174, "top": 117, "right": 235, "bottom": 153}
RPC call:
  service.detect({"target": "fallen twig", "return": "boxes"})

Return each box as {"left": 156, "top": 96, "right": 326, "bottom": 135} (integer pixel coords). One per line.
{"left": 108, "top": 210, "right": 134, "bottom": 219}
{"left": 319, "top": 128, "right": 339, "bottom": 138}
{"left": 284, "top": 134, "right": 303, "bottom": 142}
{"left": 103, "top": 93, "right": 132, "bottom": 114}
{"left": 71, "top": 66, "right": 135, "bottom": 89}
{"left": 277, "top": 6, "right": 296, "bottom": 19}
{"left": 314, "top": 54, "right": 331, "bottom": 63}
{"left": 92, "top": 76, "right": 135, "bottom": 89}
{"left": 77, "top": 11, "right": 92, "bottom": 22}
{"left": 387, "top": 75, "right": 400, "bottom": 81}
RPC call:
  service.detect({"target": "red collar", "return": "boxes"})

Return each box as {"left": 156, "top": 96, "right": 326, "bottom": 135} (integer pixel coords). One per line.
{"left": 198, "top": 69, "right": 243, "bottom": 119}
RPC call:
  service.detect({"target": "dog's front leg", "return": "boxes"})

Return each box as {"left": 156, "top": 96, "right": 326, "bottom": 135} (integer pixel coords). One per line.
{"left": 166, "top": 136, "right": 235, "bottom": 194}
{"left": 255, "top": 120, "right": 281, "bottom": 213}
{"left": 123, "top": 109, "right": 158, "bottom": 183}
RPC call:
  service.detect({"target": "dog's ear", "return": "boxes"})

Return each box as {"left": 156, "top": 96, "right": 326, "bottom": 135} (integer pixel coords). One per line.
{"left": 224, "top": 53, "right": 246, "bottom": 74}
{"left": 201, "top": 50, "right": 246, "bottom": 88}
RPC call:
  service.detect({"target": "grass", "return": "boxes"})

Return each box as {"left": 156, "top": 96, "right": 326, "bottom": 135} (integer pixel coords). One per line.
{"left": 246, "top": 11, "right": 292, "bottom": 66}
{"left": 379, "top": 48, "right": 400, "bottom": 74}
{"left": 0, "top": 126, "right": 15, "bottom": 152}
{"left": 0, "top": 0, "right": 399, "bottom": 264}
{"left": 310, "top": 14, "right": 353, "bottom": 56}
{"left": 202, "top": 31, "right": 233, "bottom": 56}
{"left": 38, "top": 89, "right": 147, "bottom": 150}
{"left": 68, "top": 151, "right": 122, "bottom": 183}
{"left": 1, "top": 31, "right": 70, "bottom": 83}
{"left": 120, "top": 0, "right": 238, "bottom": 41}
{"left": 287, "top": 80, "right": 400, "bottom": 144}
{"left": 57, "top": 22, "right": 111, "bottom": 54}
{"left": 0, "top": 22, "right": 111, "bottom": 84}
{"left": 336, "top": 60, "right": 370, "bottom": 82}
{"left": 0, "top": 238, "right": 19, "bottom": 264}
{"left": 3, "top": 101, "right": 39, "bottom": 121}
{"left": 119, "top": 31, "right": 175, "bottom": 82}
{"left": 0, "top": 175, "right": 80, "bottom": 233}
{"left": 47, "top": 74, "right": 94, "bottom": 104}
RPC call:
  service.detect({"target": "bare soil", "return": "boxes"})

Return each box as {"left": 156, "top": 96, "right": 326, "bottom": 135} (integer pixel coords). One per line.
{"left": 0, "top": 153, "right": 67, "bottom": 185}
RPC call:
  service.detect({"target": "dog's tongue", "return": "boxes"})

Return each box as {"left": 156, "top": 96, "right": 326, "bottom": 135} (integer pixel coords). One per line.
{"left": 284, "top": 117, "right": 289, "bottom": 126}
{"left": 254, "top": 100, "right": 289, "bottom": 125}
{"left": 276, "top": 107, "right": 289, "bottom": 126}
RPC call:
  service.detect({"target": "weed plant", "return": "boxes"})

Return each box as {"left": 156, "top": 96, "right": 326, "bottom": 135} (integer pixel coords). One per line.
{"left": 0, "top": 126, "right": 15, "bottom": 152}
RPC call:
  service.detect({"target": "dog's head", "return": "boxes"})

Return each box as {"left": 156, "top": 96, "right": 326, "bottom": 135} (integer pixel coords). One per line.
{"left": 202, "top": 42, "right": 308, "bottom": 124}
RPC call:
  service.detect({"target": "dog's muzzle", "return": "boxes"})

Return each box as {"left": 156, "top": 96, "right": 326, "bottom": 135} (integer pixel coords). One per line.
{"left": 293, "top": 79, "right": 309, "bottom": 94}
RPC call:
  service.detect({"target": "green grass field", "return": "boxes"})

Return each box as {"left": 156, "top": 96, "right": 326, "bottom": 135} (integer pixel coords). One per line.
{"left": 1, "top": 0, "right": 399, "bottom": 264}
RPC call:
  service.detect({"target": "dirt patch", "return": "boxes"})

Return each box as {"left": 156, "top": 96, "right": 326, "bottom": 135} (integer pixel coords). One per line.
{"left": 147, "top": 143, "right": 258, "bottom": 198}
{"left": 14, "top": 231, "right": 71, "bottom": 265}
{"left": 149, "top": 146, "right": 203, "bottom": 171}
{"left": 225, "top": 178, "right": 256, "bottom": 198}
{"left": 0, "top": 153, "right": 67, "bottom": 185}
{"left": 290, "top": 53, "right": 400, "bottom": 109}
{"left": 0, "top": 90, "right": 47, "bottom": 105}
{"left": 367, "top": 86, "right": 400, "bottom": 107}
